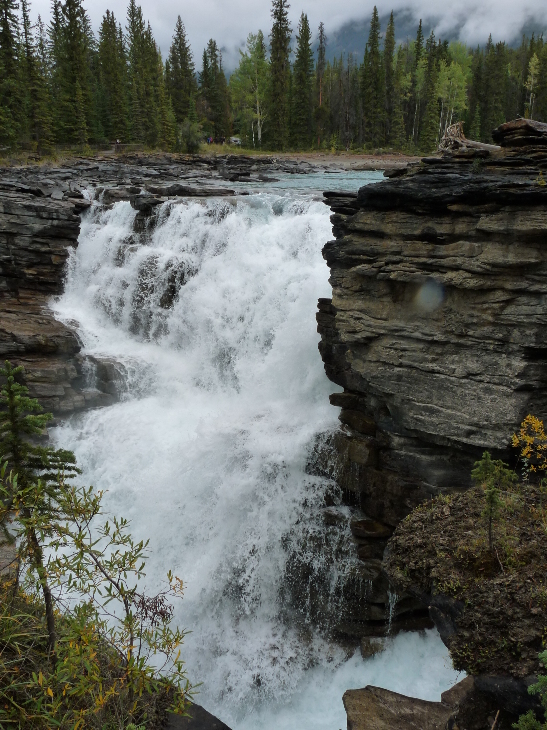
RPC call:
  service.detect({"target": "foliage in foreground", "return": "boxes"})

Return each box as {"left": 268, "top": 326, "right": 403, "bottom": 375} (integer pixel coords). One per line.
{"left": 0, "top": 361, "right": 192, "bottom": 728}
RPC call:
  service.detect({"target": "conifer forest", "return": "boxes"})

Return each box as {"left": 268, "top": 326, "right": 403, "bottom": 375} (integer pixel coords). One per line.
{"left": 1, "top": 0, "right": 547, "bottom": 153}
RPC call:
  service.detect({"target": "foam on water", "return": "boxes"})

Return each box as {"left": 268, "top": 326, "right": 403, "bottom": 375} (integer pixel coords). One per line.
{"left": 51, "top": 177, "right": 461, "bottom": 728}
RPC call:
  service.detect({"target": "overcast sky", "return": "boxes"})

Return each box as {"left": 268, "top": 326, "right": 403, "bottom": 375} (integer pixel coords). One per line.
{"left": 29, "top": 0, "right": 547, "bottom": 69}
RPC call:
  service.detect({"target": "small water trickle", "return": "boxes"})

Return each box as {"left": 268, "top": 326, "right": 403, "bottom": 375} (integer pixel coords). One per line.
{"left": 387, "top": 589, "right": 399, "bottom": 635}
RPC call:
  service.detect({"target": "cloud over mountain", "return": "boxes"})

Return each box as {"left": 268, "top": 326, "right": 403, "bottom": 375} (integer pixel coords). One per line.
{"left": 30, "top": 0, "right": 547, "bottom": 69}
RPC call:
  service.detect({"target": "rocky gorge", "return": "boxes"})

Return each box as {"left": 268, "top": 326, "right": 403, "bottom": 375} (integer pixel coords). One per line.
{"left": 317, "top": 119, "right": 547, "bottom": 727}
{"left": 2, "top": 130, "right": 547, "bottom": 728}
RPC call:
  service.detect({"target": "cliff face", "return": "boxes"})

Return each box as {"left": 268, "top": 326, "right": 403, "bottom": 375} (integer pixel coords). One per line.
{"left": 0, "top": 186, "right": 92, "bottom": 413}
{"left": 318, "top": 122, "right": 547, "bottom": 528}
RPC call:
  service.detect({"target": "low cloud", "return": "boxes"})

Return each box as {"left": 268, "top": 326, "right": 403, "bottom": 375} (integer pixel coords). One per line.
{"left": 29, "top": 0, "right": 547, "bottom": 68}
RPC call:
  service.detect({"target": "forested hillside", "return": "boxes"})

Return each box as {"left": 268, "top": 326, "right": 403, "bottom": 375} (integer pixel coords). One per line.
{"left": 1, "top": 0, "right": 546, "bottom": 153}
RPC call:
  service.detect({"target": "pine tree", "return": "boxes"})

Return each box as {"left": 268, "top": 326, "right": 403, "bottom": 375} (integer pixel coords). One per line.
{"left": 418, "top": 31, "right": 440, "bottom": 152}
{"left": 167, "top": 15, "right": 196, "bottom": 124}
{"left": 384, "top": 11, "right": 396, "bottom": 144}
{"left": 157, "top": 51, "right": 176, "bottom": 149}
{"left": 0, "top": 0, "right": 21, "bottom": 147}
{"left": 362, "top": 6, "right": 384, "bottom": 148}
{"left": 481, "top": 37, "right": 506, "bottom": 141}
{"left": 291, "top": 12, "right": 314, "bottom": 148}
{"left": 268, "top": 0, "right": 291, "bottom": 149}
{"left": 390, "top": 45, "right": 408, "bottom": 148}
{"left": 126, "top": 0, "right": 146, "bottom": 142}
{"left": 50, "top": 0, "right": 93, "bottom": 145}
{"left": 20, "top": 0, "right": 54, "bottom": 152}
{"left": 314, "top": 21, "right": 328, "bottom": 147}
{"left": 199, "top": 39, "right": 229, "bottom": 138}
{"left": 410, "top": 19, "right": 424, "bottom": 143}
{"left": 98, "top": 10, "right": 129, "bottom": 141}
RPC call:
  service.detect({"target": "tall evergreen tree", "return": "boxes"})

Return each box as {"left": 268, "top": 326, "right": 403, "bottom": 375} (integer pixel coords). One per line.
{"left": 361, "top": 6, "right": 384, "bottom": 148}
{"left": 481, "top": 37, "right": 506, "bottom": 141}
{"left": 291, "top": 12, "right": 314, "bottom": 148}
{"left": 199, "top": 39, "right": 229, "bottom": 138}
{"left": 98, "top": 10, "right": 128, "bottom": 141}
{"left": 50, "top": 0, "right": 94, "bottom": 144}
{"left": 268, "top": 0, "right": 291, "bottom": 149}
{"left": 126, "top": 0, "right": 146, "bottom": 142}
{"left": 314, "top": 21, "right": 327, "bottom": 147}
{"left": 0, "top": 0, "right": 21, "bottom": 146}
{"left": 419, "top": 31, "right": 440, "bottom": 151}
{"left": 390, "top": 45, "right": 408, "bottom": 148}
{"left": 410, "top": 18, "right": 424, "bottom": 143}
{"left": 20, "top": 0, "right": 54, "bottom": 151}
{"left": 384, "top": 11, "right": 396, "bottom": 144}
{"left": 167, "top": 15, "right": 196, "bottom": 124}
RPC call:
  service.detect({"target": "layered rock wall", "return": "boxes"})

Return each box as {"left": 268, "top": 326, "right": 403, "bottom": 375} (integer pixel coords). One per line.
{"left": 318, "top": 128, "right": 547, "bottom": 526}
{"left": 317, "top": 120, "right": 547, "bottom": 637}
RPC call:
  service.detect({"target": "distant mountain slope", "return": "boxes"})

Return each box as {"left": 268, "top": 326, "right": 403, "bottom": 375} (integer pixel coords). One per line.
{"left": 311, "top": 9, "right": 547, "bottom": 63}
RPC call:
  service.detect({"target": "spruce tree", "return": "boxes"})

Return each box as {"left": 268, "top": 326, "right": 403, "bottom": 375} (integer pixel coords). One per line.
{"left": 390, "top": 45, "right": 407, "bottom": 148}
{"left": 314, "top": 21, "right": 328, "bottom": 147}
{"left": 50, "top": 0, "right": 93, "bottom": 145}
{"left": 157, "top": 51, "right": 176, "bottom": 149}
{"left": 268, "top": 0, "right": 291, "bottom": 149}
{"left": 199, "top": 39, "right": 229, "bottom": 138}
{"left": 291, "top": 12, "right": 314, "bottom": 148}
{"left": 0, "top": 0, "right": 21, "bottom": 147}
{"left": 20, "top": 0, "right": 54, "bottom": 152}
{"left": 98, "top": 10, "right": 129, "bottom": 141}
{"left": 361, "top": 6, "right": 384, "bottom": 148}
{"left": 418, "top": 31, "right": 440, "bottom": 152}
{"left": 126, "top": 0, "right": 146, "bottom": 142}
{"left": 384, "top": 11, "right": 396, "bottom": 145}
{"left": 481, "top": 37, "right": 506, "bottom": 141}
{"left": 167, "top": 15, "right": 196, "bottom": 124}
{"left": 410, "top": 19, "right": 424, "bottom": 143}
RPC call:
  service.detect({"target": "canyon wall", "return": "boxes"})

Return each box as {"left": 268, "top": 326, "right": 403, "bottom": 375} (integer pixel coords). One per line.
{"left": 0, "top": 183, "right": 94, "bottom": 414}
{"left": 317, "top": 119, "right": 547, "bottom": 638}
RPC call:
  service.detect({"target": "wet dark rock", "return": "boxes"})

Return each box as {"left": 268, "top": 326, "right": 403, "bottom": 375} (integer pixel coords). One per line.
{"left": 130, "top": 193, "right": 163, "bottom": 214}
{"left": 350, "top": 519, "right": 392, "bottom": 540}
{"left": 344, "top": 676, "right": 523, "bottom": 730}
{"left": 165, "top": 705, "right": 232, "bottom": 730}
{"left": 0, "top": 192, "right": 89, "bottom": 413}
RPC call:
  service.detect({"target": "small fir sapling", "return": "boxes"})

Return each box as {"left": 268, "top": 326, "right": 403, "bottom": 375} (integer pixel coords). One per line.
{"left": 471, "top": 451, "right": 517, "bottom": 551}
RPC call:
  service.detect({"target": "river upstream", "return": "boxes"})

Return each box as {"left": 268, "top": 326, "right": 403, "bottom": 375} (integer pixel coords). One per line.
{"left": 51, "top": 171, "right": 461, "bottom": 729}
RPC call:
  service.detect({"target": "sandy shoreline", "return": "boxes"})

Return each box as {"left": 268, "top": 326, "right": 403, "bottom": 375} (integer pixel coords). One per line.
{"left": 265, "top": 151, "right": 421, "bottom": 170}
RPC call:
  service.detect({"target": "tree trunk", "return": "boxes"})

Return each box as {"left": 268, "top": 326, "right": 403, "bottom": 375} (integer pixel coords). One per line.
{"left": 29, "top": 527, "right": 56, "bottom": 660}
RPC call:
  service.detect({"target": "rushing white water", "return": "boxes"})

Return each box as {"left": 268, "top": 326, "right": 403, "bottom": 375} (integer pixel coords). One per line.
{"left": 51, "top": 174, "right": 461, "bottom": 729}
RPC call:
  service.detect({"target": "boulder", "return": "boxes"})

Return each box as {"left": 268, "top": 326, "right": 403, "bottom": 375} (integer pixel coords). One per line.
{"left": 166, "top": 705, "right": 232, "bottom": 730}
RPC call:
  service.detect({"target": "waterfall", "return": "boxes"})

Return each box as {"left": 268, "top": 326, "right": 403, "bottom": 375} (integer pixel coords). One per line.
{"left": 51, "top": 179, "right": 461, "bottom": 729}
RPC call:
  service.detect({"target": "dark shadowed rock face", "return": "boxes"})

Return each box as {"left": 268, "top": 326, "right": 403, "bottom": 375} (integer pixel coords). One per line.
{"left": 317, "top": 122, "right": 547, "bottom": 638}
{"left": 0, "top": 188, "right": 116, "bottom": 414}
{"left": 318, "top": 138, "right": 547, "bottom": 526}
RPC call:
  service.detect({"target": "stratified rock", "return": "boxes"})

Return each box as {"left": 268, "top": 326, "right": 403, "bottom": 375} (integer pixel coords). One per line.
{"left": 317, "top": 120, "right": 547, "bottom": 638}
{"left": 318, "top": 129, "right": 547, "bottom": 529}
{"left": 0, "top": 191, "right": 88, "bottom": 413}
